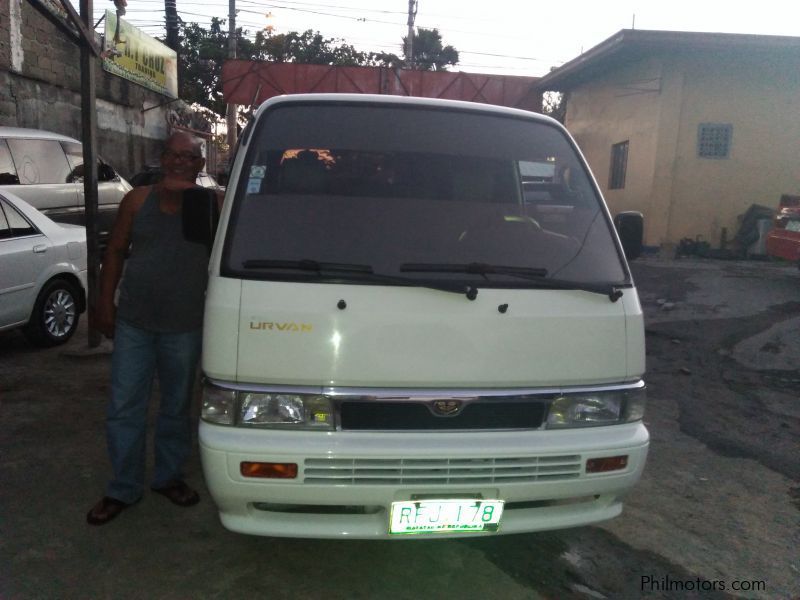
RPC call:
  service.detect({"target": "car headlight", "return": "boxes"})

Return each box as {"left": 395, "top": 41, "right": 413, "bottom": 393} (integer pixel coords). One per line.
{"left": 201, "top": 384, "right": 334, "bottom": 430}
{"left": 546, "top": 385, "right": 646, "bottom": 428}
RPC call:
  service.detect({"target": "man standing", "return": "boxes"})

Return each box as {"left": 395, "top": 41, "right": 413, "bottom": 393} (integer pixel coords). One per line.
{"left": 87, "top": 132, "right": 220, "bottom": 525}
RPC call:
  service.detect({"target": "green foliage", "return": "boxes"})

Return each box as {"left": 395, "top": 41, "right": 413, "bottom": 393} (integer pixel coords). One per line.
{"left": 402, "top": 28, "right": 459, "bottom": 71}
{"left": 254, "top": 29, "right": 370, "bottom": 66}
{"left": 542, "top": 92, "right": 566, "bottom": 124}
{"left": 367, "top": 51, "right": 405, "bottom": 69}
{"left": 177, "top": 17, "right": 257, "bottom": 116}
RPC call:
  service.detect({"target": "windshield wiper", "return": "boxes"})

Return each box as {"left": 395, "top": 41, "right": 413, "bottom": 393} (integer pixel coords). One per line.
{"left": 513, "top": 277, "right": 625, "bottom": 302}
{"left": 400, "top": 262, "right": 548, "bottom": 279}
{"left": 241, "top": 259, "right": 475, "bottom": 298}
{"left": 399, "top": 262, "right": 624, "bottom": 302}
{"left": 242, "top": 259, "right": 373, "bottom": 273}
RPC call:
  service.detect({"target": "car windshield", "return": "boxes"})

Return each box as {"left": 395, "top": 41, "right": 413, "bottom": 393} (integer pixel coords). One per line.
{"left": 222, "top": 103, "right": 627, "bottom": 287}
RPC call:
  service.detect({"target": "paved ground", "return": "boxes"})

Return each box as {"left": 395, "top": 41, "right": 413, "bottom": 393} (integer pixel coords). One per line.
{"left": 1, "top": 256, "right": 798, "bottom": 599}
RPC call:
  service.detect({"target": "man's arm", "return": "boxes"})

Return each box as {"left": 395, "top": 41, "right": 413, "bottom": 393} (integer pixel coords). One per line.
{"left": 95, "top": 186, "right": 148, "bottom": 338}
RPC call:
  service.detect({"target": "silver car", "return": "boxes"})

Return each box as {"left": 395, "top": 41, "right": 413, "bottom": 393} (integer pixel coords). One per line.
{"left": 0, "top": 127, "right": 132, "bottom": 243}
{"left": 0, "top": 190, "right": 87, "bottom": 346}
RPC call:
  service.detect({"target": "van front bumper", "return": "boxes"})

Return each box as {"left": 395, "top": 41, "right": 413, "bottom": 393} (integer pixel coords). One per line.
{"left": 199, "top": 421, "right": 649, "bottom": 539}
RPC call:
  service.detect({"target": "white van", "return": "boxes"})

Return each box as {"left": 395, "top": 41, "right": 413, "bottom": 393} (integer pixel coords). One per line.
{"left": 196, "top": 94, "right": 648, "bottom": 539}
{"left": 0, "top": 127, "right": 131, "bottom": 242}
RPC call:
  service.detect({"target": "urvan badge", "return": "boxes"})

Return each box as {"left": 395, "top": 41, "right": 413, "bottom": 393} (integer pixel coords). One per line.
{"left": 249, "top": 321, "right": 313, "bottom": 332}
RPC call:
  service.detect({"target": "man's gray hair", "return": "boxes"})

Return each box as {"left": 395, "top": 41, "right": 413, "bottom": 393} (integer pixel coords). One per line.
{"left": 165, "top": 131, "right": 202, "bottom": 154}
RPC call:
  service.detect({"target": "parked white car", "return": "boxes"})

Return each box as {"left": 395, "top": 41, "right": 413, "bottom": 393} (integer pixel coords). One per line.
{"left": 0, "top": 190, "right": 87, "bottom": 346}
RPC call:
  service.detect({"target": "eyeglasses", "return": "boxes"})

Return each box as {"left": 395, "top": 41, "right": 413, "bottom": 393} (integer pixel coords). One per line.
{"left": 162, "top": 150, "right": 202, "bottom": 161}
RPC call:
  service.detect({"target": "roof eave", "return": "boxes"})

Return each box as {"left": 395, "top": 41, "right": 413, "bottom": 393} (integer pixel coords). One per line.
{"left": 536, "top": 29, "right": 800, "bottom": 92}
{"left": 535, "top": 29, "right": 629, "bottom": 92}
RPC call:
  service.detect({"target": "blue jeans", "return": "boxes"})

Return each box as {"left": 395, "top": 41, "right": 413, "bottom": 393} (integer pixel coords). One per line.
{"left": 106, "top": 319, "right": 202, "bottom": 504}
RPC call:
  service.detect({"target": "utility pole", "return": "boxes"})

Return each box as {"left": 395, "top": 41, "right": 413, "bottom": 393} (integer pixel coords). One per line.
{"left": 406, "top": 0, "right": 417, "bottom": 68}
{"left": 79, "top": 0, "right": 101, "bottom": 347}
{"left": 165, "top": 0, "right": 179, "bottom": 51}
{"left": 226, "top": 0, "right": 238, "bottom": 152}
{"left": 165, "top": 0, "right": 179, "bottom": 92}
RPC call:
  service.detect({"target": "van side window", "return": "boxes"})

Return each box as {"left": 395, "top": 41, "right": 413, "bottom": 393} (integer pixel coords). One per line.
{"left": 7, "top": 139, "right": 72, "bottom": 185}
{"left": 0, "top": 140, "right": 20, "bottom": 185}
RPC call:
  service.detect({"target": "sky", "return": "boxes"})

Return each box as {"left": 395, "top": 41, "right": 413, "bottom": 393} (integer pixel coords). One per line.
{"left": 85, "top": 0, "right": 800, "bottom": 77}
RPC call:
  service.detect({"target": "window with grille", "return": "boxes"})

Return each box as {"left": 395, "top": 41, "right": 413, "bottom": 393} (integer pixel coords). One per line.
{"left": 698, "top": 123, "right": 732, "bottom": 159}
{"left": 609, "top": 141, "right": 628, "bottom": 190}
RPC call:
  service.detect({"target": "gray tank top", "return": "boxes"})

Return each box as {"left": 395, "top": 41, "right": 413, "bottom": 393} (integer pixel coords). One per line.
{"left": 117, "top": 188, "right": 210, "bottom": 332}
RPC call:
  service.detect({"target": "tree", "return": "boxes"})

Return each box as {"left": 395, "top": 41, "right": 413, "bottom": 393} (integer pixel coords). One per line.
{"left": 177, "top": 18, "right": 258, "bottom": 115}
{"left": 542, "top": 91, "right": 566, "bottom": 124}
{"left": 253, "top": 29, "right": 370, "bottom": 66}
{"left": 367, "top": 51, "right": 405, "bottom": 69}
{"left": 402, "top": 28, "right": 458, "bottom": 71}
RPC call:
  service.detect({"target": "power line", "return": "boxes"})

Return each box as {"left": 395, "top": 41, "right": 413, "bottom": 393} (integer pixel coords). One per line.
{"left": 238, "top": 0, "right": 407, "bottom": 16}
{"left": 253, "top": 3, "right": 405, "bottom": 27}
{"left": 84, "top": 1, "right": 560, "bottom": 69}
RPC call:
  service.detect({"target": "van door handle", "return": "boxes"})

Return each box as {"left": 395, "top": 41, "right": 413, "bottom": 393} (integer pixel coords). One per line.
{"left": 33, "top": 244, "right": 48, "bottom": 253}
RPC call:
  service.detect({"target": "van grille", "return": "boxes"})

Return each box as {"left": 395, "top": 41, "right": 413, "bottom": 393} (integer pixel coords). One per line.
{"left": 303, "top": 455, "right": 582, "bottom": 485}
{"left": 339, "top": 400, "right": 547, "bottom": 430}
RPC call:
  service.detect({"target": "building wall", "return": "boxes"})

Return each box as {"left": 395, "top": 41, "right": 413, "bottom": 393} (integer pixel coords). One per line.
{"left": 564, "top": 46, "right": 800, "bottom": 248}
{"left": 664, "top": 50, "right": 800, "bottom": 248}
{"left": 0, "top": 0, "right": 171, "bottom": 178}
{"left": 565, "top": 57, "right": 668, "bottom": 245}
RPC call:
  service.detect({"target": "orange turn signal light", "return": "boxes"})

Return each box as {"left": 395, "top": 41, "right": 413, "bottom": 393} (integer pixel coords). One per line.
{"left": 586, "top": 455, "right": 628, "bottom": 473}
{"left": 240, "top": 461, "right": 298, "bottom": 479}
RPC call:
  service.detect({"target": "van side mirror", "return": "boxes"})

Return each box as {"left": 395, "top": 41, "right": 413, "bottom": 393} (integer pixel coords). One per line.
{"left": 614, "top": 211, "right": 643, "bottom": 261}
{"left": 182, "top": 187, "right": 220, "bottom": 251}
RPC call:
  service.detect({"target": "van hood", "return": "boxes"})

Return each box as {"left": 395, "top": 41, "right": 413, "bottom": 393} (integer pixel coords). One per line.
{"left": 203, "top": 279, "right": 644, "bottom": 389}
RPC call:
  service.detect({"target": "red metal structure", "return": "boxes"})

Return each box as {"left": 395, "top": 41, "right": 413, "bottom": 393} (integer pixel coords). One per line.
{"left": 221, "top": 61, "right": 542, "bottom": 112}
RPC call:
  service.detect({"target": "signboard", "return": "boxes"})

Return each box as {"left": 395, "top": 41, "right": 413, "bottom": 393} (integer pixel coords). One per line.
{"left": 102, "top": 10, "right": 178, "bottom": 98}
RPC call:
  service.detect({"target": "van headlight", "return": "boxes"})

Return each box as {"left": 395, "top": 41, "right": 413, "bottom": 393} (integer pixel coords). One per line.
{"left": 546, "top": 385, "right": 646, "bottom": 428}
{"left": 201, "top": 384, "right": 334, "bottom": 430}
{"left": 240, "top": 393, "right": 333, "bottom": 429}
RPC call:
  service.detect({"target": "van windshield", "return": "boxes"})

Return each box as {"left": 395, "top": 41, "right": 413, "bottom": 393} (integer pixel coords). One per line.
{"left": 223, "top": 103, "right": 627, "bottom": 288}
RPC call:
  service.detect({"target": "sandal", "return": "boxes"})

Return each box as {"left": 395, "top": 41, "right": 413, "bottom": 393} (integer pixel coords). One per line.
{"left": 86, "top": 496, "right": 138, "bottom": 525}
{"left": 151, "top": 480, "right": 200, "bottom": 507}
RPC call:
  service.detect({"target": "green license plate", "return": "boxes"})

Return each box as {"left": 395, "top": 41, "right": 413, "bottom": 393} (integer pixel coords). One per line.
{"left": 389, "top": 499, "right": 504, "bottom": 534}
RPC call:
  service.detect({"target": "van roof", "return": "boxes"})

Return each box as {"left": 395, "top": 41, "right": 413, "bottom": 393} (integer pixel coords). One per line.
{"left": 0, "top": 126, "right": 79, "bottom": 143}
{"left": 254, "top": 93, "right": 557, "bottom": 125}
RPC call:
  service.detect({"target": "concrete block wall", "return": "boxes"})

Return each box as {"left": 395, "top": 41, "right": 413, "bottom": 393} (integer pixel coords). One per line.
{"left": 18, "top": 4, "right": 77, "bottom": 86}
{"left": 0, "top": 1, "right": 10, "bottom": 68}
